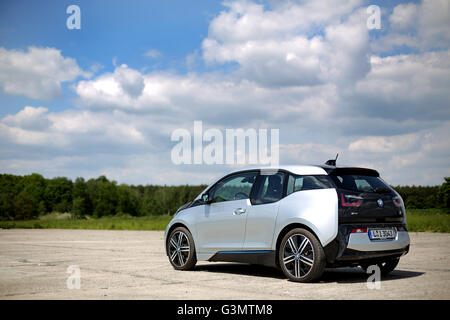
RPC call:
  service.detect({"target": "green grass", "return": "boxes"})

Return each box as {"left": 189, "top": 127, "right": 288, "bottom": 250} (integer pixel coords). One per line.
{"left": 0, "top": 209, "right": 449, "bottom": 233}
{"left": 406, "top": 208, "right": 446, "bottom": 215}
{"left": 406, "top": 209, "right": 450, "bottom": 233}
{"left": 0, "top": 215, "right": 173, "bottom": 231}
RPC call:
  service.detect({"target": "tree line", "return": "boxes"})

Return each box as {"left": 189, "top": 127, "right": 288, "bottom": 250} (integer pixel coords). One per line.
{"left": 0, "top": 173, "right": 448, "bottom": 220}
{"left": 0, "top": 173, "right": 206, "bottom": 220}
{"left": 393, "top": 181, "right": 449, "bottom": 210}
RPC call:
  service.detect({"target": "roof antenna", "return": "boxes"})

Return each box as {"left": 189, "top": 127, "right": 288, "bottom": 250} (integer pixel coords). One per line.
{"left": 325, "top": 153, "right": 338, "bottom": 166}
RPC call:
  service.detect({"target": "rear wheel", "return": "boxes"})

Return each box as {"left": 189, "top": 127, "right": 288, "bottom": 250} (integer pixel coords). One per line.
{"left": 361, "top": 258, "right": 400, "bottom": 275}
{"left": 167, "top": 226, "right": 197, "bottom": 270}
{"left": 278, "top": 228, "right": 326, "bottom": 283}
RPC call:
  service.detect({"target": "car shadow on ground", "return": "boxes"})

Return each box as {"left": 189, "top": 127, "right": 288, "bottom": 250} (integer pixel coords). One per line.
{"left": 194, "top": 263, "right": 424, "bottom": 283}
{"left": 194, "top": 263, "right": 286, "bottom": 279}
{"left": 320, "top": 267, "right": 424, "bottom": 284}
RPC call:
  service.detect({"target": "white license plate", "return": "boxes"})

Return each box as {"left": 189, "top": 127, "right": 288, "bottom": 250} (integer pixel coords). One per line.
{"left": 369, "top": 228, "right": 396, "bottom": 240}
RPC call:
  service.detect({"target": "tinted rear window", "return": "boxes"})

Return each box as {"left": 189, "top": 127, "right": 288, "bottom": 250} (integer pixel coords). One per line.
{"left": 330, "top": 175, "right": 391, "bottom": 193}
{"left": 286, "top": 175, "right": 334, "bottom": 195}
{"left": 251, "top": 172, "right": 285, "bottom": 205}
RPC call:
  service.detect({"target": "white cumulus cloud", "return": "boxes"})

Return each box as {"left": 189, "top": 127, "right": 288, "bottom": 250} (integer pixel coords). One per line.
{"left": 0, "top": 46, "right": 90, "bottom": 100}
{"left": 0, "top": 0, "right": 449, "bottom": 186}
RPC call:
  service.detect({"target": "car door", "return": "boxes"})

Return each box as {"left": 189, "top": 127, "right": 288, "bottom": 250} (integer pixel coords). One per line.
{"left": 244, "top": 171, "right": 285, "bottom": 250}
{"left": 195, "top": 171, "right": 258, "bottom": 253}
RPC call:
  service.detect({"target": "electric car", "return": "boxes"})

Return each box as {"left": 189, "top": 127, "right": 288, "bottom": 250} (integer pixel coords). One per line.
{"left": 164, "top": 163, "right": 410, "bottom": 282}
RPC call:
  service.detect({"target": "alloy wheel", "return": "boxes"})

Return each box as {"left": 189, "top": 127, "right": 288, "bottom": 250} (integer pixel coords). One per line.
{"left": 168, "top": 230, "right": 191, "bottom": 268}
{"left": 282, "top": 233, "right": 315, "bottom": 278}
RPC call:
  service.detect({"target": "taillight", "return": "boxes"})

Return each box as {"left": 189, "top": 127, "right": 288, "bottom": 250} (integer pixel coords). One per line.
{"left": 351, "top": 227, "right": 367, "bottom": 233}
{"left": 393, "top": 196, "right": 403, "bottom": 208}
{"left": 340, "top": 193, "right": 363, "bottom": 207}
{"left": 393, "top": 195, "right": 406, "bottom": 217}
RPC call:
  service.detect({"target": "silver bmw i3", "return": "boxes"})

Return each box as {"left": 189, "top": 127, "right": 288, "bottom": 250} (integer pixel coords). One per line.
{"left": 164, "top": 162, "right": 410, "bottom": 282}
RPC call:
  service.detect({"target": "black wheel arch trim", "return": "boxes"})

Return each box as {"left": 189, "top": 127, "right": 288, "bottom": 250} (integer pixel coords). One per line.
{"left": 274, "top": 223, "right": 321, "bottom": 268}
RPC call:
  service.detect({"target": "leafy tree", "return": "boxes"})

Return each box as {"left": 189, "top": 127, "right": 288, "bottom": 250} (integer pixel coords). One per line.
{"left": 5, "top": 170, "right": 447, "bottom": 221}
{"left": 0, "top": 174, "right": 24, "bottom": 219}
{"left": 139, "top": 196, "right": 156, "bottom": 216}
{"left": 93, "top": 179, "right": 118, "bottom": 217}
{"left": 438, "top": 177, "right": 450, "bottom": 211}
{"left": 0, "top": 192, "right": 15, "bottom": 220}
{"left": 45, "top": 177, "right": 73, "bottom": 212}
{"left": 405, "top": 195, "right": 419, "bottom": 209}
{"left": 393, "top": 185, "right": 441, "bottom": 209}
{"left": 72, "top": 197, "right": 86, "bottom": 218}
{"left": 22, "top": 173, "right": 46, "bottom": 204}
{"left": 38, "top": 201, "right": 47, "bottom": 216}
{"left": 14, "top": 191, "right": 38, "bottom": 220}
{"left": 117, "top": 185, "right": 139, "bottom": 216}
{"left": 73, "top": 177, "right": 92, "bottom": 215}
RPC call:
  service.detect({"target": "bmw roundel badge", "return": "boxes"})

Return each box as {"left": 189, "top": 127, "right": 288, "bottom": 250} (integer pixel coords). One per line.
{"left": 377, "top": 199, "right": 384, "bottom": 207}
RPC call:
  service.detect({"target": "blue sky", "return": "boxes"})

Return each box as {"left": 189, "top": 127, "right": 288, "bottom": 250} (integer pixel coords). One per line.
{"left": 0, "top": 0, "right": 224, "bottom": 115}
{"left": 0, "top": 0, "right": 449, "bottom": 186}
{"left": 0, "top": 0, "right": 417, "bottom": 116}
{"left": 0, "top": 1, "right": 219, "bottom": 63}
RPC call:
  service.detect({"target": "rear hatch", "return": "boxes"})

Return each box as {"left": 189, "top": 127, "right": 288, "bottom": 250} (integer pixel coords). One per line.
{"left": 328, "top": 168, "right": 405, "bottom": 224}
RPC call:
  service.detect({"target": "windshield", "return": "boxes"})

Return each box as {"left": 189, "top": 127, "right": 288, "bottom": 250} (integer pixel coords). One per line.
{"left": 330, "top": 175, "right": 392, "bottom": 193}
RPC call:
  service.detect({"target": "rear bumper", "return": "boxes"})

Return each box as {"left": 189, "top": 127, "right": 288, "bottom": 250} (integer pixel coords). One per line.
{"left": 324, "top": 223, "right": 410, "bottom": 266}
{"left": 338, "top": 246, "right": 409, "bottom": 261}
{"left": 347, "top": 230, "right": 410, "bottom": 251}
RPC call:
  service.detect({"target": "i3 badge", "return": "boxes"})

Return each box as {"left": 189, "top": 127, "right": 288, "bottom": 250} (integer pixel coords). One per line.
{"left": 377, "top": 199, "right": 384, "bottom": 207}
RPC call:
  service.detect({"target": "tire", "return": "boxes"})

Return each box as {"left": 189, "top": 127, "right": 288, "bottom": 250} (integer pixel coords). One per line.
{"left": 167, "top": 226, "right": 197, "bottom": 270}
{"left": 361, "top": 258, "right": 399, "bottom": 275}
{"left": 278, "top": 228, "right": 326, "bottom": 283}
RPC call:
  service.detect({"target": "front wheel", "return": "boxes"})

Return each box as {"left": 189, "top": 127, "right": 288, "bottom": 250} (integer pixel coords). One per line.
{"left": 279, "top": 228, "right": 326, "bottom": 283}
{"left": 167, "top": 226, "right": 197, "bottom": 270}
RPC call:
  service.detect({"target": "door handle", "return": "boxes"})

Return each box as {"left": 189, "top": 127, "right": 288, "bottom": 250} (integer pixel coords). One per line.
{"left": 233, "top": 208, "right": 246, "bottom": 215}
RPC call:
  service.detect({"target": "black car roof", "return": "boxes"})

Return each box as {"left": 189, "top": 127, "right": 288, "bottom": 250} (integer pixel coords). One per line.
{"left": 317, "top": 165, "right": 380, "bottom": 177}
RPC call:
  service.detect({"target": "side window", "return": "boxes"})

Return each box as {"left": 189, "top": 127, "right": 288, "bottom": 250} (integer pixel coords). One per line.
{"left": 210, "top": 172, "right": 257, "bottom": 203}
{"left": 287, "top": 174, "right": 295, "bottom": 195}
{"left": 251, "top": 172, "right": 285, "bottom": 205}
{"left": 286, "top": 175, "right": 333, "bottom": 195}
{"left": 294, "top": 178, "right": 303, "bottom": 192}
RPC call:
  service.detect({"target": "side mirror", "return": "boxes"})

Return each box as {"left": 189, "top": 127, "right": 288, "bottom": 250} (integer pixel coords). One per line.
{"left": 201, "top": 193, "right": 210, "bottom": 204}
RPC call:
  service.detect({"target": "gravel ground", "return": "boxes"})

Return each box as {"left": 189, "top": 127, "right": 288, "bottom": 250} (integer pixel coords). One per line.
{"left": 0, "top": 229, "right": 448, "bottom": 299}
